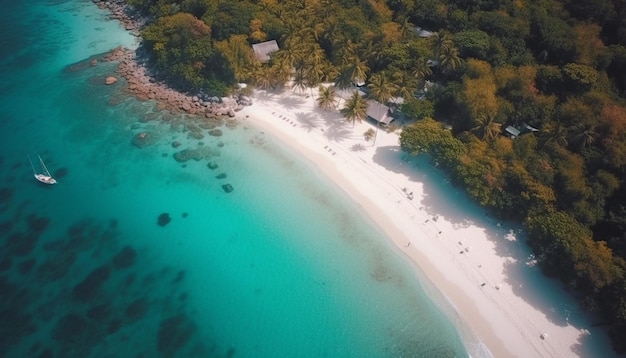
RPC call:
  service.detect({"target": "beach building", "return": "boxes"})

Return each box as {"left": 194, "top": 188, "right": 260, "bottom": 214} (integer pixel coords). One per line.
{"left": 504, "top": 125, "right": 521, "bottom": 139}
{"left": 366, "top": 100, "right": 393, "bottom": 125}
{"left": 414, "top": 27, "right": 436, "bottom": 38}
{"left": 504, "top": 122, "right": 540, "bottom": 139}
{"left": 252, "top": 40, "right": 279, "bottom": 62}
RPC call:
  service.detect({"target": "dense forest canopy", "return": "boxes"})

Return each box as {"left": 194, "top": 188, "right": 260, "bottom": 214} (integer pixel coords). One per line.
{"left": 126, "top": 0, "right": 626, "bottom": 352}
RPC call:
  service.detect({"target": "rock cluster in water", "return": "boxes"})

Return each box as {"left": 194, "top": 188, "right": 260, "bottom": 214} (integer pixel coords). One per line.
{"left": 0, "top": 204, "right": 222, "bottom": 356}
{"left": 102, "top": 47, "right": 250, "bottom": 119}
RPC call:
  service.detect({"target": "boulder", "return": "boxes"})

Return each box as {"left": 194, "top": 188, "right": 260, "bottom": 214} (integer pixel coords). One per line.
{"left": 221, "top": 184, "right": 234, "bottom": 193}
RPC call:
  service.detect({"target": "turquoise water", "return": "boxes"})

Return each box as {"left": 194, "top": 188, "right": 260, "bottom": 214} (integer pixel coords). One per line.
{"left": 0, "top": 1, "right": 473, "bottom": 357}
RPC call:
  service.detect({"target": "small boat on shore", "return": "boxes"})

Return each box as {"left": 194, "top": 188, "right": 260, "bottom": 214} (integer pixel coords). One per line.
{"left": 28, "top": 154, "right": 57, "bottom": 185}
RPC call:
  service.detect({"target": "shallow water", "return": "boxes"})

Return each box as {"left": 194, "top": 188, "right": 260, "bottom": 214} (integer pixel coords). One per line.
{"left": 0, "top": 1, "right": 472, "bottom": 357}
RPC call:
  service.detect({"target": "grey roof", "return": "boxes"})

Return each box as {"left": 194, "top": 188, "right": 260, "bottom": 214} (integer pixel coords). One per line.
{"left": 505, "top": 125, "right": 521, "bottom": 137}
{"left": 415, "top": 27, "right": 436, "bottom": 38}
{"left": 252, "top": 40, "right": 279, "bottom": 62}
{"left": 367, "top": 100, "right": 392, "bottom": 125}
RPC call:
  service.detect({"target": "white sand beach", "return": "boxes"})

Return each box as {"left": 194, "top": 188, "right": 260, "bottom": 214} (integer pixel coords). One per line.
{"left": 239, "top": 88, "right": 618, "bottom": 358}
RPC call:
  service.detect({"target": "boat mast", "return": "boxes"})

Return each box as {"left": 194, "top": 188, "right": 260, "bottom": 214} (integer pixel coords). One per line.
{"left": 27, "top": 155, "right": 37, "bottom": 175}
{"left": 38, "top": 155, "right": 51, "bottom": 176}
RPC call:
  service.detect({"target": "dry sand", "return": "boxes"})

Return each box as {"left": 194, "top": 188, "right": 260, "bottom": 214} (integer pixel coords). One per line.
{"left": 238, "top": 87, "right": 618, "bottom": 358}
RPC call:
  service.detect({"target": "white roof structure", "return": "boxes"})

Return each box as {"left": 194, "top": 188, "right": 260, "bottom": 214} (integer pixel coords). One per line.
{"left": 415, "top": 27, "right": 436, "bottom": 38}
{"left": 366, "top": 100, "right": 392, "bottom": 125}
{"left": 252, "top": 40, "right": 279, "bottom": 62}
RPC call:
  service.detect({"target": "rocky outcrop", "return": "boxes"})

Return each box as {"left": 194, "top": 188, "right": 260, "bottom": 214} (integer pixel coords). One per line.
{"left": 103, "top": 47, "right": 249, "bottom": 120}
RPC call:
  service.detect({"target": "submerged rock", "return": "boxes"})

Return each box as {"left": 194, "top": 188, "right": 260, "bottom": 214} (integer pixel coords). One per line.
{"left": 132, "top": 132, "right": 153, "bottom": 148}
{"left": 157, "top": 315, "right": 196, "bottom": 356}
{"left": 72, "top": 265, "right": 112, "bottom": 302}
{"left": 221, "top": 184, "right": 234, "bottom": 193}
{"left": 112, "top": 246, "right": 137, "bottom": 270}
{"left": 173, "top": 148, "right": 203, "bottom": 162}
{"left": 206, "top": 161, "right": 218, "bottom": 170}
{"left": 215, "top": 173, "right": 227, "bottom": 179}
{"left": 208, "top": 129, "right": 223, "bottom": 137}
{"left": 158, "top": 213, "right": 171, "bottom": 227}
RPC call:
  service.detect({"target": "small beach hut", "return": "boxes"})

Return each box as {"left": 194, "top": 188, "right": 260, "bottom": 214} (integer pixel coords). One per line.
{"left": 366, "top": 100, "right": 392, "bottom": 125}
{"left": 252, "top": 40, "right": 279, "bottom": 62}
{"left": 504, "top": 125, "right": 521, "bottom": 139}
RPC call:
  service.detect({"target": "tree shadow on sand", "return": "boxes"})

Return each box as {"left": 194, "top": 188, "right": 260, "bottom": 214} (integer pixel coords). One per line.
{"left": 277, "top": 95, "right": 306, "bottom": 111}
{"left": 251, "top": 90, "right": 276, "bottom": 104}
{"left": 312, "top": 106, "right": 344, "bottom": 127}
{"left": 372, "top": 145, "right": 611, "bottom": 355}
{"left": 294, "top": 111, "right": 320, "bottom": 132}
{"left": 324, "top": 124, "right": 353, "bottom": 143}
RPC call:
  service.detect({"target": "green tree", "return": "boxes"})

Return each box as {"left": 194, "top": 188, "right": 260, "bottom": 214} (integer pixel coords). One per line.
{"left": 317, "top": 86, "right": 338, "bottom": 110}
{"left": 367, "top": 72, "right": 397, "bottom": 105}
{"left": 562, "top": 63, "right": 599, "bottom": 94}
{"left": 401, "top": 98, "right": 434, "bottom": 120}
{"left": 438, "top": 46, "right": 463, "bottom": 74}
{"left": 142, "top": 13, "right": 233, "bottom": 93}
{"left": 341, "top": 91, "right": 367, "bottom": 127}
{"left": 454, "top": 29, "right": 491, "bottom": 60}
{"left": 411, "top": 57, "right": 433, "bottom": 86}
{"left": 471, "top": 114, "right": 502, "bottom": 141}
{"left": 569, "top": 123, "right": 600, "bottom": 150}
{"left": 430, "top": 31, "right": 453, "bottom": 59}
{"left": 540, "top": 121, "right": 569, "bottom": 148}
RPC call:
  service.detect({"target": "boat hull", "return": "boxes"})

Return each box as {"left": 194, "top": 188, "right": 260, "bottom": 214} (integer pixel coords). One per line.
{"left": 35, "top": 174, "right": 57, "bottom": 185}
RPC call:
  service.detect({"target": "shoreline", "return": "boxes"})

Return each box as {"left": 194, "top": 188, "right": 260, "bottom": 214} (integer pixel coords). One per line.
{"left": 89, "top": 2, "right": 619, "bottom": 356}
{"left": 237, "top": 89, "right": 618, "bottom": 358}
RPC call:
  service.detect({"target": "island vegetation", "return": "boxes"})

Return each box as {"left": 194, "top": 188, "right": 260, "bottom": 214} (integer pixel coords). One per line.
{"left": 126, "top": 0, "right": 626, "bottom": 352}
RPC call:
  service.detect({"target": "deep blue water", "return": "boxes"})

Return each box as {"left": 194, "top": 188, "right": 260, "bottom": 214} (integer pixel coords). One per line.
{"left": 0, "top": 1, "right": 473, "bottom": 357}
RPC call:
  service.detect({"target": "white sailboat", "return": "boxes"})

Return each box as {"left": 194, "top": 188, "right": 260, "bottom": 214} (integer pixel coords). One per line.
{"left": 28, "top": 154, "right": 57, "bottom": 185}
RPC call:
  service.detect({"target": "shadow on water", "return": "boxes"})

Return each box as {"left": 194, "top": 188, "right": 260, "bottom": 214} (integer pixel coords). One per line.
{"left": 371, "top": 145, "right": 611, "bottom": 357}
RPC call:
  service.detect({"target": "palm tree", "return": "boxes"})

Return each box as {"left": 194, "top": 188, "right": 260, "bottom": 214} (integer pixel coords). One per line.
{"left": 471, "top": 114, "right": 502, "bottom": 141}
{"left": 398, "top": 17, "right": 414, "bottom": 41}
{"left": 304, "top": 47, "right": 326, "bottom": 93}
{"left": 541, "top": 121, "right": 569, "bottom": 148}
{"left": 392, "top": 71, "right": 417, "bottom": 103}
{"left": 292, "top": 69, "right": 307, "bottom": 94}
{"left": 439, "top": 46, "right": 463, "bottom": 73}
{"left": 368, "top": 72, "right": 397, "bottom": 105}
{"left": 253, "top": 65, "right": 276, "bottom": 90}
{"left": 317, "top": 85, "right": 338, "bottom": 110}
{"left": 411, "top": 57, "right": 432, "bottom": 85}
{"left": 341, "top": 91, "right": 368, "bottom": 127}
{"left": 570, "top": 123, "right": 600, "bottom": 150}
{"left": 347, "top": 57, "right": 369, "bottom": 86}
{"left": 334, "top": 67, "right": 354, "bottom": 90}
{"left": 430, "top": 31, "right": 453, "bottom": 59}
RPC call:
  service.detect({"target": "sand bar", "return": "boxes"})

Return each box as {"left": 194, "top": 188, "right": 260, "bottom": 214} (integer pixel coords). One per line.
{"left": 239, "top": 88, "right": 618, "bottom": 358}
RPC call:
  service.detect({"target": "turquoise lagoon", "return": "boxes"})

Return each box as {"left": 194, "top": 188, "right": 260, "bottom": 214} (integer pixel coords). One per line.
{"left": 0, "top": 1, "right": 479, "bottom": 357}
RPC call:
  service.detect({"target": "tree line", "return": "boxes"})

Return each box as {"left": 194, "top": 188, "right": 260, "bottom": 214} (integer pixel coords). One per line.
{"left": 126, "top": 0, "right": 626, "bottom": 352}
